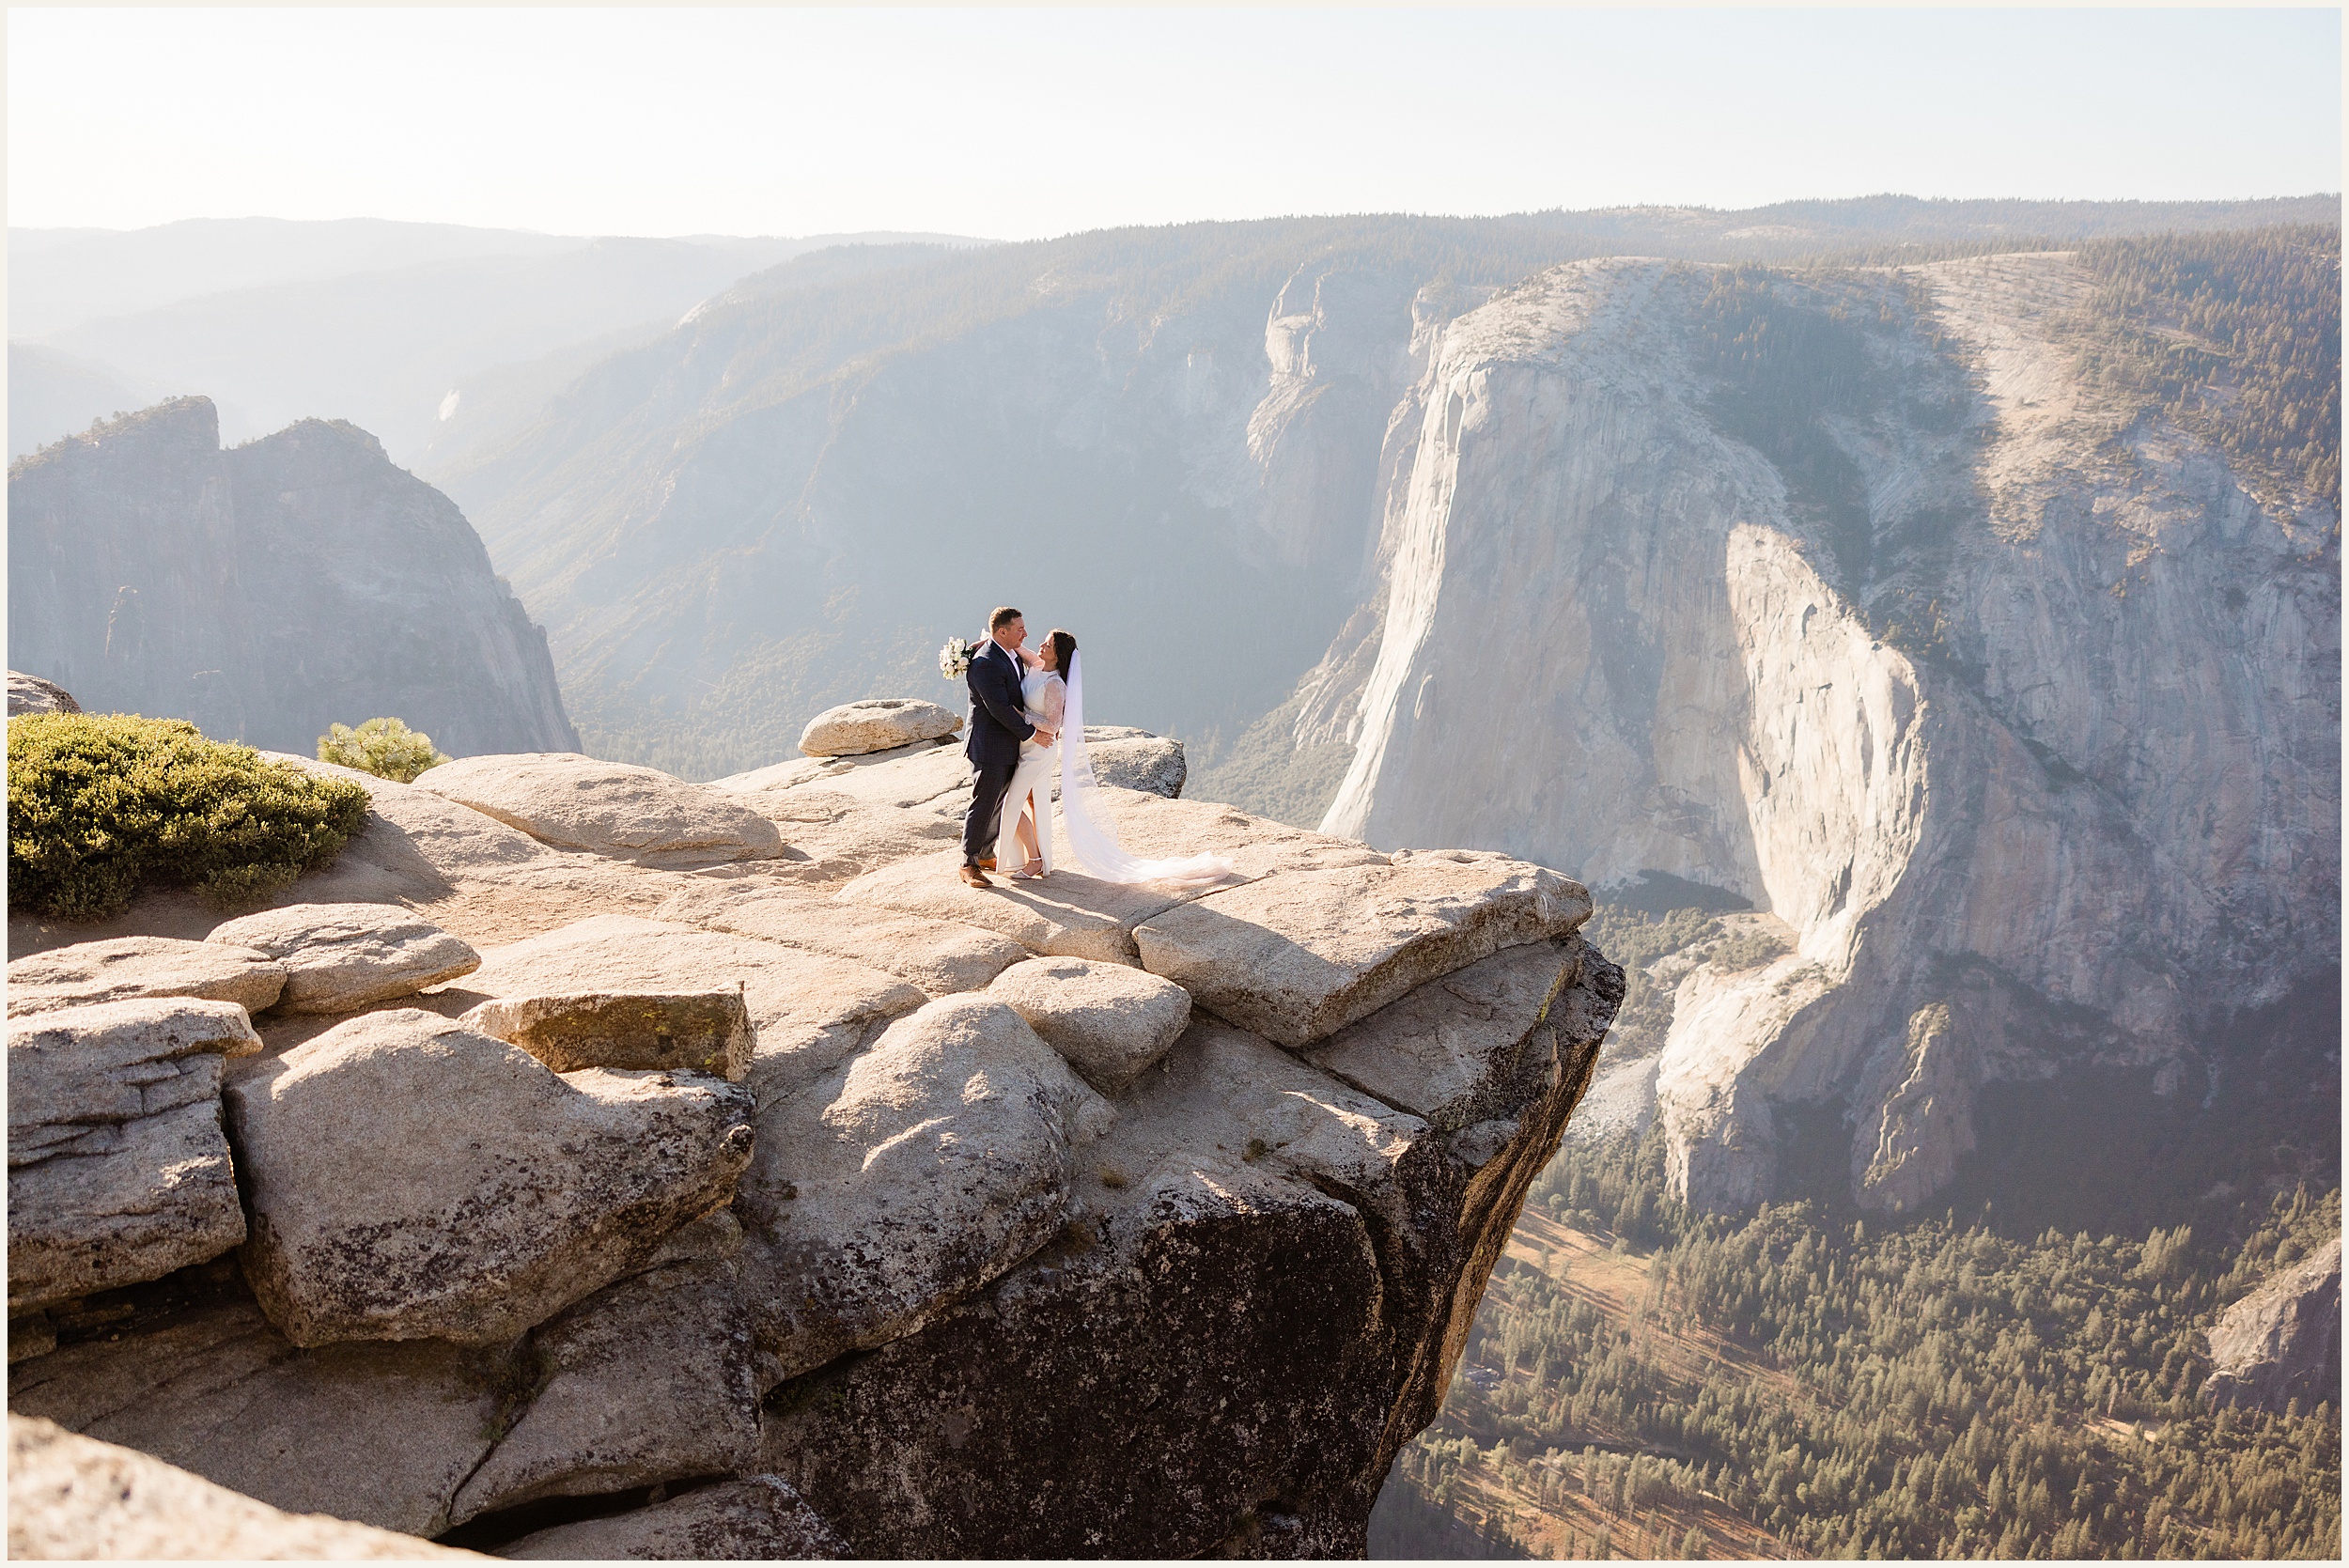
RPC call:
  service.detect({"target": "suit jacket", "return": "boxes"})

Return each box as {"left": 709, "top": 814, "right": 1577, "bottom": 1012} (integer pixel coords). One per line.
{"left": 965, "top": 641, "right": 1034, "bottom": 768}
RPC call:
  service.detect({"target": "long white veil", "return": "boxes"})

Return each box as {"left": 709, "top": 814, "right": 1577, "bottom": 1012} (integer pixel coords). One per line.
{"left": 1055, "top": 652, "right": 1237, "bottom": 888}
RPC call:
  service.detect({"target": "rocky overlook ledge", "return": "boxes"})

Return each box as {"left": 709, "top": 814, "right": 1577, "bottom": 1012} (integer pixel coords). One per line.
{"left": 6, "top": 703, "right": 1622, "bottom": 1559}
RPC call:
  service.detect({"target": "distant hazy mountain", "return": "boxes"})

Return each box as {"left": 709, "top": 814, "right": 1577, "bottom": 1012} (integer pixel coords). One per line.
{"left": 7, "top": 342, "right": 157, "bottom": 459}
{"left": 8, "top": 217, "right": 583, "bottom": 336}
{"left": 8, "top": 396, "right": 577, "bottom": 758}
{"left": 409, "top": 242, "right": 969, "bottom": 479}
{"left": 1507, "top": 193, "right": 2342, "bottom": 252}
{"left": 11, "top": 218, "right": 993, "bottom": 468}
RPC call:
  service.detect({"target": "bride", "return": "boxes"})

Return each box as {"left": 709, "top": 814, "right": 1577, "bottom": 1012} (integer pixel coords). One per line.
{"left": 994, "top": 628, "right": 1236, "bottom": 888}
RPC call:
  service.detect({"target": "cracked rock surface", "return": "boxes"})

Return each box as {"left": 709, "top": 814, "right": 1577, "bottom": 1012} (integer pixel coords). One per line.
{"left": 8, "top": 740, "right": 1617, "bottom": 1558}
{"left": 226, "top": 1011, "right": 756, "bottom": 1346}
{"left": 8, "top": 998, "right": 262, "bottom": 1311}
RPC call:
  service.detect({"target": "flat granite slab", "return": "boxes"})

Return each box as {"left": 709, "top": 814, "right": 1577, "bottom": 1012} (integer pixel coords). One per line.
{"left": 832, "top": 789, "right": 1385, "bottom": 965}
{"left": 1133, "top": 849, "right": 1593, "bottom": 1048}
{"left": 459, "top": 915, "right": 926, "bottom": 1105}
{"left": 7, "top": 937, "right": 287, "bottom": 1018}
{"left": 654, "top": 882, "right": 1028, "bottom": 997}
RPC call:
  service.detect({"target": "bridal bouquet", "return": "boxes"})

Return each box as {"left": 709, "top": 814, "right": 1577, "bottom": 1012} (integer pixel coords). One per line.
{"left": 938, "top": 637, "right": 980, "bottom": 680}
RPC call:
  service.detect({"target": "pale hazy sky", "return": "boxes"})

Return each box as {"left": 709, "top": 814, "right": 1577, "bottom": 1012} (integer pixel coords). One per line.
{"left": 8, "top": 6, "right": 2341, "bottom": 240}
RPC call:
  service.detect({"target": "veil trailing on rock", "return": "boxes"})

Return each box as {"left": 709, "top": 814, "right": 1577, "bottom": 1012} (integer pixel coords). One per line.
{"left": 1056, "top": 653, "right": 1237, "bottom": 888}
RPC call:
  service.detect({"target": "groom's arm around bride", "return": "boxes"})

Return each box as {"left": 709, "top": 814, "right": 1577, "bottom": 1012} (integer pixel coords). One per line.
{"left": 960, "top": 607, "right": 1036, "bottom": 887}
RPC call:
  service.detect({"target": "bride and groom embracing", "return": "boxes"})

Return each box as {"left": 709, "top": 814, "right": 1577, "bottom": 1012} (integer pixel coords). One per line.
{"left": 957, "top": 606, "right": 1234, "bottom": 892}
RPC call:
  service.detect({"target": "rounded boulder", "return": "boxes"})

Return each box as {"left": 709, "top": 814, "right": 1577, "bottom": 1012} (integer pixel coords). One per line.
{"left": 799, "top": 700, "right": 961, "bottom": 758}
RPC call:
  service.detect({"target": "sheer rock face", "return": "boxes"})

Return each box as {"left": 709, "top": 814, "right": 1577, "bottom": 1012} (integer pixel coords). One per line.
{"left": 8, "top": 739, "right": 1617, "bottom": 1558}
{"left": 6, "top": 397, "right": 578, "bottom": 758}
{"left": 1296, "top": 256, "right": 2338, "bottom": 1213}
{"left": 2202, "top": 1237, "right": 2343, "bottom": 1415}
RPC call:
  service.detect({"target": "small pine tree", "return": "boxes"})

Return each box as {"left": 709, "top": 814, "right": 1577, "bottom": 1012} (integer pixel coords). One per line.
{"left": 318, "top": 717, "right": 450, "bottom": 783}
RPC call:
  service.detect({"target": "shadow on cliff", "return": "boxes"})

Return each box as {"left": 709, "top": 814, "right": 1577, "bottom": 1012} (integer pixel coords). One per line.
{"left": 1765, "top": 968, "right": 2342, "bottom": 1242}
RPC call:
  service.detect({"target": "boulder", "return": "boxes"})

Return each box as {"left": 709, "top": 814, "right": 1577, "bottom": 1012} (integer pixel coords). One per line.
{"left": 987, "top": 956, "right": 1192, "bottom": 1094}
{"left": 205, "top": 903, "right": 480, "bottom": 1013}
{"left": 459, "top": 990, "right": 754, "bottom": 1080}
{"left": 247, "top": 753, "right": 690, "bottom": 947}
{"left": 1305, "top": 939, "right": 1583, "bottom": 1132}
{"left": 1081, "top": 728, "right": 1187, "bottom": 799}
{"left": 799, "top": 698, "right": 962, "bottom": 758}
{"left": 736, "top": 994, "right": 1112, "bottom": 1385}
{"left": 8, "top": 1296, "right": 506, "bottom": 1538}
{"left": 2202, "top": 1236, "right": 2342, "bottom": 1414}
{"left": 223, "top": 753, "right": 582, "bottom": 926}
{"left": 7, "top": 672, "right": 80, "bottom": 717}
{"left": 414, "top": 753, "right": 786, "bottom": 868}
{"left": 654, "top": 882, "right": 1028, "bottom": 997}
{"left": 8, "top": 999, "right": 262, "bottom": 1311}
{"left": 1133, "top": 848, "right": 1593, "bottom": 1048}
{"left": 8, "top": 1414, "right": 486, "bottom": 1560}
{"left": 498, "top": 1476, "right": 849, "bottom": 1560}
{"left": 225, "top": 1010, "right": 756, "bottom": 1346}
{"left": 7, "top": 935, "right": 287, "bottom": 1018}
{"left": 449, "top": 1259, "right": 760, "bottom": 1525}
{"left": 459, "top": 915, "right": 925, "bottom": 1107}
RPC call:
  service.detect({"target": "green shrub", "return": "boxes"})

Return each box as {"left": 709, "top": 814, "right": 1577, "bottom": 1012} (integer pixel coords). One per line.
{"left": 8, "top": 713, "right": 371, "bottom": 920}
{"left": 317, "top": 717, "right": 449, "bottom": 784}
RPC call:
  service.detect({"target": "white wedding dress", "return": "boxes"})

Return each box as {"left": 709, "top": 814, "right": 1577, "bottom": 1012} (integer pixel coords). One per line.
{"left": 1050, "top": 652, "right": 1237, "bottom": 888}
{"left": 994, "top": 667, "right": 1063, "bottom": 876}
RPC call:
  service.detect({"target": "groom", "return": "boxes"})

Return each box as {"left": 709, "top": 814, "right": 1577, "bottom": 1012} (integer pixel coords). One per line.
{"left": 960, "top": 606, "right": 1055, "bottom": 889}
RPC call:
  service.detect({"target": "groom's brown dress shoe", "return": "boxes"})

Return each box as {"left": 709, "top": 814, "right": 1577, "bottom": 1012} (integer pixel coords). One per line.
{"left": 958, "top": 863, "right": 992, "bottom": 889}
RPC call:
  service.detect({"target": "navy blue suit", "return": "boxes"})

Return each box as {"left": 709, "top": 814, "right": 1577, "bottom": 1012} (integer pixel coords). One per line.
{"left": 962, "top": 641, "right": 1035, "bottom": 866}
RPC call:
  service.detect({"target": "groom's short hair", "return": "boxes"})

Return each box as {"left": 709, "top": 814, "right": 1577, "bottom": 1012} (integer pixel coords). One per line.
{"left": 988, "top": 606, "right": 1023, "bottom": 632}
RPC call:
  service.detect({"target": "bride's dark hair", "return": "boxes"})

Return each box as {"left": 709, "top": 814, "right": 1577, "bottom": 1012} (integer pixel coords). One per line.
{"left": 1046, "top": 629, "right": 1077, "bottom": 679}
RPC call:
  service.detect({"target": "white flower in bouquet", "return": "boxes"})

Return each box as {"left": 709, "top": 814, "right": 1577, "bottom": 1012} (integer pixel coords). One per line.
{"left": 939, "top": 637, "right": 979, "bottom": 680}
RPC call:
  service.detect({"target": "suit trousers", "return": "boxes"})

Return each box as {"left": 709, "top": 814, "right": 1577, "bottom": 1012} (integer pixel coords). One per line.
{"left": 994, "top": 745, "right": 1058, "bottom": 872}
{"left": 963, "top": 753, "right": 1019, "bottom": 866}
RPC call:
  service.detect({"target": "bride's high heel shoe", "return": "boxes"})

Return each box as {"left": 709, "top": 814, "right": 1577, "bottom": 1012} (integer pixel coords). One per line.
{"left": 1011, "top": 858, "right": 1047, "bottom": 880}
